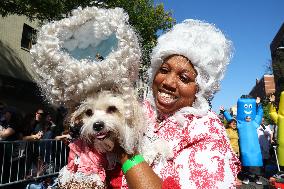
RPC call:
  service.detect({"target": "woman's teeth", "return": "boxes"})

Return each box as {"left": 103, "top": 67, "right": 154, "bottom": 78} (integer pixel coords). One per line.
{"left": 158, "top": 92, "right": 177, "bottom": 104}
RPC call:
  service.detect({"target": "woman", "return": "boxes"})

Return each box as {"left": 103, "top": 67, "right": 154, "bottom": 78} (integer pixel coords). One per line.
{"left": 111, "top": 19, "right": 241, "bottom": 189}
{"left": 0, "top": 107, "right": 20, "bottom": 141}
{"left": 220, "top": 107, "right": 240, "bottom": 157}
{"left": 225, "top": 119, "right": 240, "bottom": 157}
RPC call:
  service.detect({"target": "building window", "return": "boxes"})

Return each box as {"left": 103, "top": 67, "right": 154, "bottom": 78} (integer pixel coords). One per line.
{"left": 280, "top": 39, "right": 284, "bottom": 48}
{"left": 21, "top": 24, "right": 37, "bottom": 50}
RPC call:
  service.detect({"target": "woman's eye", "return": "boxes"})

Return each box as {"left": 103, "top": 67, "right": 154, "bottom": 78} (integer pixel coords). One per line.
{"left": 159, "top": 67, "right": 169, "bottom": 74}
{"left": 179, "top": 74, "right": 190, "bottom": 83}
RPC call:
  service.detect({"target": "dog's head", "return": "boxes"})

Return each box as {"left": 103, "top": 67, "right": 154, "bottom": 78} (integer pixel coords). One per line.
{"left": 70, "top": 90, "right": 144, "bottom": 154}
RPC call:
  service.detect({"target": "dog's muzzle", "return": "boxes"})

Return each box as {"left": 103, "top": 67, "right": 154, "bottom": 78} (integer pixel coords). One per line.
{"left": 93, "top": 121, "right": 104, "bottom": 132}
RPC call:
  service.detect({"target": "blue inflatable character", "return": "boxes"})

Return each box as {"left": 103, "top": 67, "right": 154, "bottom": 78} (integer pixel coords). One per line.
{"left": 223, "top": 96, "right": 263, "bottom": 167}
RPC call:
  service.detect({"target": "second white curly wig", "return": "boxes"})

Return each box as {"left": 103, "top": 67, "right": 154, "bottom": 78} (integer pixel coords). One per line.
{"left": 30, "top": 6, "right": 141, "bottom": 109}
{"left": 148, "top": 19, "right": 233, "bottom": 115}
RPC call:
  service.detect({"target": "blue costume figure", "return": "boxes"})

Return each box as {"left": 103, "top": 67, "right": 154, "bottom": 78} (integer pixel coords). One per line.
{"left": 222, "top": 95, "right": 264, "bottom": 184}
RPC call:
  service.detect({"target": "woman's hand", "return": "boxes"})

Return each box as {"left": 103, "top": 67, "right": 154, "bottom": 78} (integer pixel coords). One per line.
{"left": 256, "top": 97, "right": 261, "bottom": 104}
{"left": 219, "top": 106, "right": 225, "bottom": 113}
{"left": 112, "top": 142, "right": 133, "bottom": 165}
{"left": 269, "top": 94, "right": 275, "bottom": 103}
{"left": 33, "top": 131, "right": 43, "bottom": 140}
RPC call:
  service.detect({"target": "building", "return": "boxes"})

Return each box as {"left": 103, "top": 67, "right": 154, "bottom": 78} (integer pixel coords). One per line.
{"left": 270, "top": 22, "right": 284, "bottom": 104}
{"left": 249, "top": 74, "right": 275, "bottom": 100}
{"left": 0, "top": 15, "right": 44, "bottom": 114}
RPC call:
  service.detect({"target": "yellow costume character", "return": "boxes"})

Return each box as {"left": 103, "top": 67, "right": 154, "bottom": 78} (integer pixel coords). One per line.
{"left": 269, "top": 92, "right": 284, "bottom": 168}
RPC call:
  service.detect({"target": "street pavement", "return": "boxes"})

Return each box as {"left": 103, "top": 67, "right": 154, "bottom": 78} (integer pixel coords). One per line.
{"left": 240, "top": 176, "right": 270, "bottom": 189}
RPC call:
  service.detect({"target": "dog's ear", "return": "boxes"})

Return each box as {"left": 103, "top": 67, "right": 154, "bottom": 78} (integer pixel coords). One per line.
{"left": 69, "top": 121, "right": 82, "bottom": 139}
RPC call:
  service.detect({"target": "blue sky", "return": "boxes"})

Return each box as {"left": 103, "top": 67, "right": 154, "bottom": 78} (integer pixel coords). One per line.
{"left": 154, "top": 0, "right": 284, "bottom": 112}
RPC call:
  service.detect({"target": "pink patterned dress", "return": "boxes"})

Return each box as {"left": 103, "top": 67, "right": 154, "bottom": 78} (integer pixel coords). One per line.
{"left": 117, "top": 100, "right": 241, "bottom": 189}
{"left": 58, "top": 139, "right": 108, "bottom": 189}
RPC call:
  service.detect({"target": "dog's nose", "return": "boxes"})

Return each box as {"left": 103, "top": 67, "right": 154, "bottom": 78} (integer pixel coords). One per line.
{"left": 93, "top": 121, "right": 104, "bottom": 131}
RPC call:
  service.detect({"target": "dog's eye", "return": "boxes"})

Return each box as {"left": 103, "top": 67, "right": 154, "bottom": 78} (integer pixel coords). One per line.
{"left": 85, "top": 109, "right": 93, "bottom": 117}
{"left": 107, "top": 106, "right": 117, "bottom": 114}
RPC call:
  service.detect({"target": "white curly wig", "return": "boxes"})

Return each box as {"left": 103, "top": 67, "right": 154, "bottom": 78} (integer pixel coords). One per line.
{"left": 30, "top": 6, "right": 141, "bottom": 111}
{"left": 148, "top": 19, "right": 233, "bottom": 116}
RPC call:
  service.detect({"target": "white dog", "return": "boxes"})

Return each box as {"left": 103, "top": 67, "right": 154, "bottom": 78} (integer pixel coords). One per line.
{"left": 70, "top": 90, "right": 145, "bottom": 155}
{"left": 71, "top": 90, "right": 172, "bottom": 162}
{"left": 58, "top": 90, "right": 172, "bottom": 188}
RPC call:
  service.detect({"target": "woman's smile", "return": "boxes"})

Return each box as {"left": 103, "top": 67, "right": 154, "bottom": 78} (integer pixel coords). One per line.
{"left": 157, "top": 91, "right": 178, "bottom": 106}
{"left": 152, "top": 55, "right": 198, "bottom": 114}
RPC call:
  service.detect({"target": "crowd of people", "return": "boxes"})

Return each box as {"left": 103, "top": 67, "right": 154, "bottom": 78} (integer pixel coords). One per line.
{"left": 0, "top": 102, "right": 68, "bottom": 185}
{"left": 0, "top": 102, "right": 66, "bottom": 142}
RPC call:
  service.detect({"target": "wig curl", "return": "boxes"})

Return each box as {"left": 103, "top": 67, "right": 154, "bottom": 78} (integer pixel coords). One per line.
{"left": 30, "top": 6, "right": 141, "bottom": 109}
{"left": 148, "top": 19, "right": 233, "bottom": 115}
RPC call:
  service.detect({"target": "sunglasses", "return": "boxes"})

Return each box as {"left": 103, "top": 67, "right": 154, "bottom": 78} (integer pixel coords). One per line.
{"left": 36, "top": 112, "right": 44, "bottom": 115}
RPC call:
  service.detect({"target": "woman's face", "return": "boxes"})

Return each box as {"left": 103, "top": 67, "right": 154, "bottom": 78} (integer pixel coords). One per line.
{"left": 229, "top": 121, "right": 237, "bottom": 129}
{"left": 152, "top": 55, "right": 198, "bottom": 114}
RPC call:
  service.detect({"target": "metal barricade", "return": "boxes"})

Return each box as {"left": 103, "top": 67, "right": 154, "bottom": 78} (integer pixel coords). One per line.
{"left": 0, "top": 139, "right": 68, "bottom": 187}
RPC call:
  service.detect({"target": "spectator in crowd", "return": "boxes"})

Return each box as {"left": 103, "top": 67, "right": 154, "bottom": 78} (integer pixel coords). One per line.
{"left": 0, "top": 107, "right": 20, "bottom": 141}
{"left": 32, "top": 108, "right": 46, "bottom": 133}
{"left": 21, "top": 109, "right": 47, "bottom": 178}
{"left": 17, "top": 113, "right": 44, "bottom": 179}
{"left": 220, "top": 106, "right": 240, "bottom": 157}
{"left": 227, "top": 119, "right": 240, "bottom": 157}
{"left": 257, "top": 117, "right": 273, "bottom": 174}
{"left": 39, "top": 112, "right": 57, "bottom": 168}
{"left": 42, "top": 113, "right": 56, "bottom": 139}
{"left": 0, "top": 106, "right": 22, "bottom": 183}
{"left": 21, "top": 113, "right": 43, "bottom": 141}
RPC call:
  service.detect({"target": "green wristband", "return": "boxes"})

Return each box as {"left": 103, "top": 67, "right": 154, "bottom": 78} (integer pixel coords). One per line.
{"left": 121, "top": 154, "right": 145, "bottom": 174}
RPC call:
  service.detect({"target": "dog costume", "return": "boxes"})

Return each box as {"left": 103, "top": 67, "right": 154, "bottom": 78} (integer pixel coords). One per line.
{"left": 223, "top": 97, "right": 263, "bottom": 167}
{"left": 30, "top": 6, "right": 142, "bottom": 188}
{"left": 269, "top": 91, "right": 284, "bottom": 168}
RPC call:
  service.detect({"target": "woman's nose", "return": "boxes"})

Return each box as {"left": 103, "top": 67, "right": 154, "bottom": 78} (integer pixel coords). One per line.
{"left": 161, "top": 73, "right": 177, "bottom": 92}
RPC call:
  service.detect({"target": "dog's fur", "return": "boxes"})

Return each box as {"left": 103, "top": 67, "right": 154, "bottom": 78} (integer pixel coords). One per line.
{"left": 70, "top": 90, "right": 145, "bottom": 155}
{"left": 70, "top": 90, "right": 173, "bottom": 163}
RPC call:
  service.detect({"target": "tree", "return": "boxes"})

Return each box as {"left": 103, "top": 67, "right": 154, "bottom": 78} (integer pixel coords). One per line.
{"left": 264, "top": 59, "right": 273, "bottom": 75}
{"left": 0, "top": 0, "right": 175, "bottom": 82}
{"left": 262, "top": 97, "right": 274, "bottom": 125}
